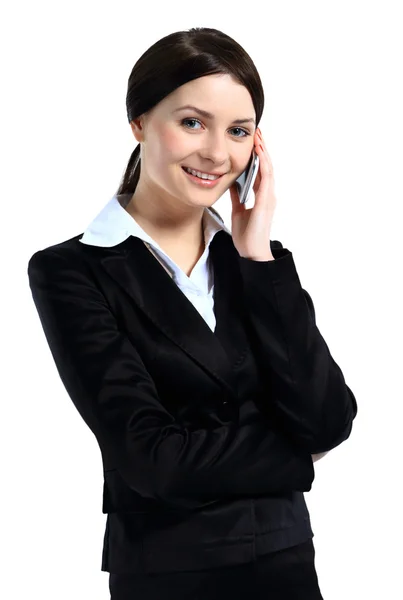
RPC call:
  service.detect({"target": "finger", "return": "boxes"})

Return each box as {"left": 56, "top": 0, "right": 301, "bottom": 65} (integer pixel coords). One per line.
{"left": 254, "top": 139, "right": 272, "bottom": 182}
{"left": 256, "top": 129, "right": 274, "bottom": 171}
{"left": 257, "top": 144, "right": 274, "bottom": 183}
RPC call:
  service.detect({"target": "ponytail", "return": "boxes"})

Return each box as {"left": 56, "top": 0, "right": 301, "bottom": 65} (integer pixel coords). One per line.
{"left": 116, "top": 143, "right": 141, "bottom": 195}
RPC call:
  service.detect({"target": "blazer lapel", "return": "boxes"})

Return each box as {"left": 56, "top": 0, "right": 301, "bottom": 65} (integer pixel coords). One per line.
{"left": 98, "top": 231, "right": 249, "bottom": 398}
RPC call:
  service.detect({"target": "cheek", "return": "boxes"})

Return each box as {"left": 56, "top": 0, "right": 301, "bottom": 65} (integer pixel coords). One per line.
{"left": 238, "top": 143, "right": 255, "bottom": 170}
{"left": 156, "top": 126, "right": 186, "bottom": 162}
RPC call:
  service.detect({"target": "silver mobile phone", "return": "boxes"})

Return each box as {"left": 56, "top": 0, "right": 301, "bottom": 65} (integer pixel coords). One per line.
{"left": 235, "top": 151, "right": 260, "bottom": 204}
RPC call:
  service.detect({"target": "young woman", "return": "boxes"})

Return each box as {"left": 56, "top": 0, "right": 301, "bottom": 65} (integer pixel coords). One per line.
{"left": 28, "top": 27, "right": 357, "bottom": 600}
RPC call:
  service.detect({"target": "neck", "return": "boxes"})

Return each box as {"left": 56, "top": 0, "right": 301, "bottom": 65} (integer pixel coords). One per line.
{"left": 124, "top": 184, "right": 206, "bottom": 252}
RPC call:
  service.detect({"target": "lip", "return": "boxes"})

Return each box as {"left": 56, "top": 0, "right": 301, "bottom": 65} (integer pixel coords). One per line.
{"left": 182, "top": 166, "right": 227, "bottom": 176}
{"left": 182, "top": 166, "right": 224, "bottom": 188}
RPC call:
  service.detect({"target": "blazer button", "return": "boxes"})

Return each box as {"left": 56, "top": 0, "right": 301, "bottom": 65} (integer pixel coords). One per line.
{"left": 219, "top": 400, "right": 233, "bottom": 421}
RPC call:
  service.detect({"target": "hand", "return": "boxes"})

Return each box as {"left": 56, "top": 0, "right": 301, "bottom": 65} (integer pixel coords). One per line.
{"left": 311, "top": 452, "right": 329, "bottom": 463}
{"left": 229, "top": 127, "right": 277, "bottom": 261}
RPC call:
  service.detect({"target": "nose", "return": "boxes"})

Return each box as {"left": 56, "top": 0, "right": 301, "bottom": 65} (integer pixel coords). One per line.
{"left": 198, "top": 134, "right": 228, "bottom": 168}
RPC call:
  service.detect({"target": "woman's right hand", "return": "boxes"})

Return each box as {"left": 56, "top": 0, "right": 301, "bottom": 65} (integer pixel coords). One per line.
{"left": 312, "top": 452, "right": 329, "bottom": 463}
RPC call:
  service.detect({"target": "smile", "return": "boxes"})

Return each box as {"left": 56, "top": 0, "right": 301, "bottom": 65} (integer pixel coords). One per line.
{"left": 183, "top": 166, "right": 222, "bottom": 180}
{"left": 181, "top": 166, "right": 224, "bottom": 188}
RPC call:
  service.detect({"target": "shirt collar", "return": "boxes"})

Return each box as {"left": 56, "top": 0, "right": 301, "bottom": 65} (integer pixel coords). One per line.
{"left": 79, "top": 193, "right": 231, "bottom": 292}
{"left": 79, "top": 193, "right": 231, "bottom": 247}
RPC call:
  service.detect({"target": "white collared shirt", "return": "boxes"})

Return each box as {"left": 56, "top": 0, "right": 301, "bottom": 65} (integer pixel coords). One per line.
{"left": 79, "top": 193, "right": 232, "bottom": 332}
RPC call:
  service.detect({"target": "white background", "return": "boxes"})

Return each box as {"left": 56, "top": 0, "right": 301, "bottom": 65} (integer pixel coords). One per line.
{"left": 2, "top": 1, "right": 402, "bottom": 598}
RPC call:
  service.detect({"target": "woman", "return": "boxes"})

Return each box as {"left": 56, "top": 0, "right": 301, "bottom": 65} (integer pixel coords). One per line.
{"left": 28, "top": 27, "right": 357, "bottom": 599}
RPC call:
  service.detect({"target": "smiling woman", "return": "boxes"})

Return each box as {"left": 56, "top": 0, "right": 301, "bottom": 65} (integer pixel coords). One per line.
{"left": 124, "top": 73, "right": 258, "bottom": 238}
{"left": 27, "top": 26, "right": 346, "bottom": 600}
{"left": 106, "top": 27, "right": 328, "bottom": 599}
{"left": 116, "top": 28, "right": 264, "bottom": 240}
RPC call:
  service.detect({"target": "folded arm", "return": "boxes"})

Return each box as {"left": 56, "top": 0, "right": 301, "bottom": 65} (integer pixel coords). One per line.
{"left": 239, "top": 241, "right": 358, "bottom": 455}
{"left": 28, "top": 248, "right": 315, "bottom": 512}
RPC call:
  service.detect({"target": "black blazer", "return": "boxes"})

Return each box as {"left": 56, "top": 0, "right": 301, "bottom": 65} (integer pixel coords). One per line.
{"left": 27, "top": 229, "right": 357, "bottom": 574}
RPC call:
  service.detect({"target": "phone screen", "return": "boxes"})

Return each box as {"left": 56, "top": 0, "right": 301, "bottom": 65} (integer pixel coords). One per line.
{"left": 235, "top": 151, "right": 260, "bottom": 204}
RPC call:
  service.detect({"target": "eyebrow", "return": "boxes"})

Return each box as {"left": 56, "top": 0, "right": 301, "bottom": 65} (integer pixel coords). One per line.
{"left": 173, "top": 104, "right": 256, "bottom": 125}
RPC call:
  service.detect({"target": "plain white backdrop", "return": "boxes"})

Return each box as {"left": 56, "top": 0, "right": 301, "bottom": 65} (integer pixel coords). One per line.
{"left": 2, "top": 1, "right": 402, "bottom": 598}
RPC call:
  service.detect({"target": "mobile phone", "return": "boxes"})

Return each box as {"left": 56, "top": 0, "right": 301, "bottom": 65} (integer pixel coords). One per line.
{"left": 235, "top": 151, "right": 260, "bottom": 204}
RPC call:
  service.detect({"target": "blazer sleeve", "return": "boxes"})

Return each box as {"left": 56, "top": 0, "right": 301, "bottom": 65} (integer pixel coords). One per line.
{"left": 238, "top": 240, "right": 358, "bottom": 455}
{"left": 27, "top": 248, "right": 315, "bottom": 512}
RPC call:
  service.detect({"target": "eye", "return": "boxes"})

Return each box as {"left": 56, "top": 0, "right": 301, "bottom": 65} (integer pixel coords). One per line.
{"left": 181, "top": 118, "right": 202, "bottom": 130}
{"left": 181, "top": 118, "right": 250, "bottom": 138}
{"left": 230, "top": 127, "right": 249, "bottom": 138}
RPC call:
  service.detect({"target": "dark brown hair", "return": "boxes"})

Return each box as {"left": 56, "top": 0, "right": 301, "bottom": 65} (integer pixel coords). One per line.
{"left": 116, "top": 27, "right": 265, "bottom": 223}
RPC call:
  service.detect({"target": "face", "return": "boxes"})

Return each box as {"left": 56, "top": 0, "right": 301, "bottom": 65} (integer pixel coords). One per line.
{"left": 130, "top": 74, "right": 256, "bottom": 210}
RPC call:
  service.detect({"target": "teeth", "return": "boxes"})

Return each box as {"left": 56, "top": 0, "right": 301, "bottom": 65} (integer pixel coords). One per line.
{"left": 184, "top": 167, "right": 220, "bottom": 181}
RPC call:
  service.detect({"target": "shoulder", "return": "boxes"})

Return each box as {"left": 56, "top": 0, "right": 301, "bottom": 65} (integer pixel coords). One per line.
{"left": 27, "top": 233, "right": 85, "bottom": 273}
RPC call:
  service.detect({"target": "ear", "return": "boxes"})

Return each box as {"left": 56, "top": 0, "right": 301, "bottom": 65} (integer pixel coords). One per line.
{"left": 130, "top": 117, "right": 146, "bottom": 143}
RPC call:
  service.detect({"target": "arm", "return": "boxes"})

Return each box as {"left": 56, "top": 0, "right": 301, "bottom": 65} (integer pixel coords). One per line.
{"left": 238, "top": 241, "right": 358, "bottom": 455}
{"left": 28, "top": 248, "right": 314, "bottom": 512}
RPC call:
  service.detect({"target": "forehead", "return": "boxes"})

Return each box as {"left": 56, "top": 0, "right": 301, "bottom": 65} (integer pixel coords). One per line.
{"left": 159, "top": 74, "right": 255, "bottom": 119}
